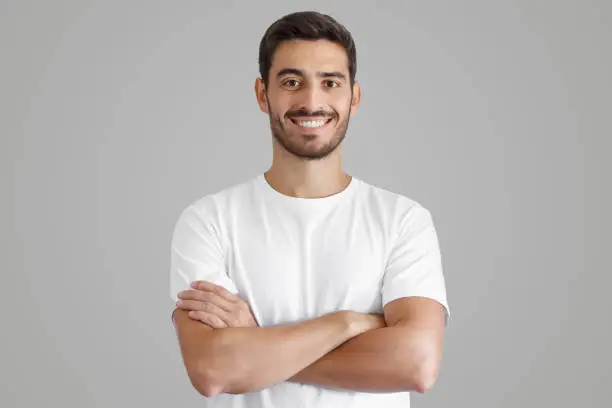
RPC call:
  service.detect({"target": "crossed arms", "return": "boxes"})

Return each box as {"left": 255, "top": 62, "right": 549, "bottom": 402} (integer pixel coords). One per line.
{"left": 170, "top": 203, "right": 448, "bottom": 397}
{"left": 172, "top": 282, "right": 447, "bottom": 398}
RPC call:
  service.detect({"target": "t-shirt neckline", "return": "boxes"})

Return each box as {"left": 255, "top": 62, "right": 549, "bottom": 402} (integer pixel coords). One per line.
{"left": 257, "top": 173, "right": 359, "bottom": 210}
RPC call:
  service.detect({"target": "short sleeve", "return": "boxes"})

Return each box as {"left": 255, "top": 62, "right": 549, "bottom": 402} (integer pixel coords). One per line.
{"left": 382, "top": 205, "right": 450, "bottom": 325}
{"left": 169, "top": 203, "right": 239, "bottom": 304}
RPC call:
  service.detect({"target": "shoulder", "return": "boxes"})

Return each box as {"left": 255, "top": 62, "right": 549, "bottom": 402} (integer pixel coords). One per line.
{"left": 353, "top": 178, "right": 438, "bottom": 245}
{"left": 355, "top": 177, "right": 431, "bottom": 220}
{"left": 181, "top": 175, "right": 259, "bottom": 217}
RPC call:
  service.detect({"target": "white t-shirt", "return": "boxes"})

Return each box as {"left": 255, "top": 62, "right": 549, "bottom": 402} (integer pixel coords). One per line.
{"left": 169, "top": 173, "right": 450, "bottom": 407}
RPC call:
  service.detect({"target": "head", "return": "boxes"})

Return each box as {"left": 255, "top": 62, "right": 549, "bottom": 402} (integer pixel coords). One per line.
{"left": 255, "top": 11, "right": 361, "bottom": 161}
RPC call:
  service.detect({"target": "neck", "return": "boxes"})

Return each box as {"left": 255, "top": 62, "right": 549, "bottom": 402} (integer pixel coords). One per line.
{"left": 265, "top": 148, "right": 351, "bottom": 199}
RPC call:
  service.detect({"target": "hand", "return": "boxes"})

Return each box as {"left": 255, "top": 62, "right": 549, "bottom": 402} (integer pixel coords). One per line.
{"left": 361, "top": 313, "right": 387, "bottom": 331}
{"left": 176, "top": 281, "right": 258, "bottom": 329}
{"left": 345, "top": 311, "right": 387, "bottom": 336}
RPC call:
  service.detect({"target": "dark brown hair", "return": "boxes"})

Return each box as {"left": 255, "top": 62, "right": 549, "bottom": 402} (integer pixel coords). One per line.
{"left": 258, "top": 11, "right": 357, "bottom": 87}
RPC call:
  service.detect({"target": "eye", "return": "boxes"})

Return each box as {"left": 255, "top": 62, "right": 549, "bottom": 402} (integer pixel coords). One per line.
{"left": 283, "top": 79, "right": 301, "bottom": 88}
{"left": 324, "top": 80, "right": 340, "bottom": 88}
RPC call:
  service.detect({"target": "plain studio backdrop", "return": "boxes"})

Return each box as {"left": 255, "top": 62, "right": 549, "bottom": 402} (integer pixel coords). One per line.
{"left": 1, "top": 1, "right": 610, "bottom": 407}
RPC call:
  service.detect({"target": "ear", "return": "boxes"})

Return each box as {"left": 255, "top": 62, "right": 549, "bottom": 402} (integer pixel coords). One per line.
{"left": 349, "top": 81, "right": 362, "bottom": 116}
{"left": 254, "top": 78, "right": 269, "bottom": 114}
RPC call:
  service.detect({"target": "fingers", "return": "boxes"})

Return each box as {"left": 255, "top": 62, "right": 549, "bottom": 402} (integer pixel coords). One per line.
{"left": 178, "top": 289, "right": 234, "bottom": 313}
{"left": 176, "top": 281, "right": 257, "bottom": 329}
{"left": 177, "top": 284, "right": 235, "bottom": 327}
{"left": 188, "top": 311, "right": 227, "bottom": 329}
{"left": 190, "top": 280, "right": 239, "bottom": 303}
{"left": 177, "top": 299, "right": 229, "bottom": 319}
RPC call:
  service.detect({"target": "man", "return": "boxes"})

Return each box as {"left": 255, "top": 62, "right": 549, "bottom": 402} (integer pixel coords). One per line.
{"left": 169, "top": 10, "right": 450, "bottom": 407}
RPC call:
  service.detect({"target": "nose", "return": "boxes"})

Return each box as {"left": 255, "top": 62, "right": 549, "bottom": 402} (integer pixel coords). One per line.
{"left": 295, "top": 84, "right": 327, "bottom": 114}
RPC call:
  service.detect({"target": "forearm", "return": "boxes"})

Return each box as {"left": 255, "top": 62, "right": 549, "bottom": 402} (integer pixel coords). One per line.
{"left": 199, "top": 311, "right": 360, "bottom": 395}
{"left": 290, "top": 325, "right": 433, "bottom": 393}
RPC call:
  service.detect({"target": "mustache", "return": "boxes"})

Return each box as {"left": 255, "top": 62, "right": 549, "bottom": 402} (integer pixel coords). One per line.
{"left": 286, "top": 109, "right": 335, "bottom": 119}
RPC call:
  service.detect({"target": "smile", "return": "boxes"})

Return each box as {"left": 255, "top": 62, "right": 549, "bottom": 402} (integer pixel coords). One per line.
{"left": 288, "top": 117, "right": 333, "bottom": 130}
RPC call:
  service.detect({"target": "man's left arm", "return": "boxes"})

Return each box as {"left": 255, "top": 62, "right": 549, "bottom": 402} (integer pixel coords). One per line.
{"left": 291, "top": 204, "right": 450, "bottom": 393}
{"left": 289, "top": 296, "right": 446, "bottom": 393}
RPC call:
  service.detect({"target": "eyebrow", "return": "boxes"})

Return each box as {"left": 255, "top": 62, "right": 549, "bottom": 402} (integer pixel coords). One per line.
{"left": 276, "top": 68, "right": 346, "bottom": 80}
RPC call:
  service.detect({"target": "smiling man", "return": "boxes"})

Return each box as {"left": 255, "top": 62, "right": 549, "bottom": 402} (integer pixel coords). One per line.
{"left": 169, "top": 10, "right": 450, "bottom": 408}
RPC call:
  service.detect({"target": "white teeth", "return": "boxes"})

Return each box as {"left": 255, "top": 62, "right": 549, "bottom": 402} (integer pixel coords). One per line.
{"left": 298, "top": 120, "right": 326, "bottom": 128}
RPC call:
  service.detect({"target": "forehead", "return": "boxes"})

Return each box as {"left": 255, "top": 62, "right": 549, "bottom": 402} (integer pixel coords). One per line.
{"left": 270, "top": 39, "right": 349, "bottom": 76}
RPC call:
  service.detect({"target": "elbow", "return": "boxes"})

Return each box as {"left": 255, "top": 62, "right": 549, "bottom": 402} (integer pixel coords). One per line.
{"left": 186, "top": 362, "right": 227, "bottom": 398}
{"left": 194, "top": 375, "right": 225, "bottom": 398}
{"left": 413, "top": 372, "right": 437, "bottom": 394}
{"left": 193, "top": 375, "right": 254, "bottom": 397}
{"left": 189, "top": 361, "right": 254, "bottom": 397}
{"left": 411, "top": 358, "right": 440, "bottom": 394}
{"left": 397, "top": 349, "right": 440, "bottom": 394}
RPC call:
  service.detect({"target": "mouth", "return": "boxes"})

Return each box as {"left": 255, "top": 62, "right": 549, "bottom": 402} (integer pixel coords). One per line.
{"left": 288, "top": 116, "right": 334, "bottom": 131}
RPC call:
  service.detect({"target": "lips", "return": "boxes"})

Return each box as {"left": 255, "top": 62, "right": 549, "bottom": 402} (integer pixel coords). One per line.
{"left": 288, "top": 116, "right": 334, "bottom": 130}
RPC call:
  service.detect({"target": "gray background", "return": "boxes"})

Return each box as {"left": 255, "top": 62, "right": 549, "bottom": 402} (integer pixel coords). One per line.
{"left": 2, "top": 0, "right": 610, "bottom": 407}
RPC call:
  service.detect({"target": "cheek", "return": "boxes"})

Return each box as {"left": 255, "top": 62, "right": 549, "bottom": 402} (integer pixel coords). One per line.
{"left": 334, "top": 94, "right": 353, "bottom": 115}
{"left": 268, "top": 102, "right": 287, "bottom": 120}
{"left": 266, "top": 92, "right": 290, "bottom": 115}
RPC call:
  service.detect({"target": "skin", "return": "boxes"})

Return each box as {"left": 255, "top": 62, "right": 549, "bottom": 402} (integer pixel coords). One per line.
{"left": 176, "top": 281, "right": 258, "bottom": 328}
{"left": 173, "top": 301, "right": 383, "bottom": 397}
{"left": 254, "top": 39, "right": 362, "bottom": 199}
{"left": 173, "top": 38, "right": 446, "bottom": 396}
{"left": 177, "top": 282, "right": 445, "bottom": 393}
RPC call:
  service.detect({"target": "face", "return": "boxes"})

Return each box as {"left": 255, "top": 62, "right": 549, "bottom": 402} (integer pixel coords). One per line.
{"left": 255, "top": 39, "right": 361, "bottom": 160}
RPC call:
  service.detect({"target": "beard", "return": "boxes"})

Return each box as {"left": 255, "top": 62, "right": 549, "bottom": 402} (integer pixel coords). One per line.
{"left": 266, "top": 99, "right": 351, "bottom": 161}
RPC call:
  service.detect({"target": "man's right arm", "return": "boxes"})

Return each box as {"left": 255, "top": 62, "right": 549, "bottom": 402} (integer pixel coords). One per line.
{"left": 170, "top": 204, "right": 379, "bottom": 396}
{"left": 172, "top": 308, "right": 380, "bottom": 397}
